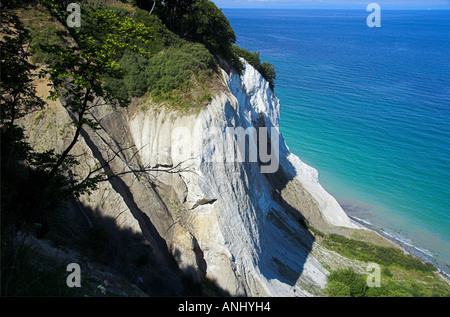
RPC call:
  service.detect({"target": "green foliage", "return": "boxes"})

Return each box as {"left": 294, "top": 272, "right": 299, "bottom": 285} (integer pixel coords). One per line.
{"left": 26, "top": 0, "right": 274, "bottom": 106}
{"left": 232, "top": 46, "right": 262, "bottom": 71}
{"left": 322, "top": 233, "right": 436, "bottom": 273}
{"left": 100, "top": 7, "right": 218, "bottom": 107}
{"left": 120, "top": 50, "right": 151, "bottom": 97}
{"left": 113, "top": 40, "right": 216, "bottom": 108}
{"left": 146, "top": 43, "right": 215, "bottom": 99}
{"left": 322, "top": 234, "right": 450, "bottom": 297}
{"left": 26, "top": 1, "right": 272, "bottom": 108}
{"left": 104, "top": 76, "right": 130, "bottom": 102}
{"left": 28, "top": 21, "right": 64, "bottom": 66}
{"left": 134, "top": 0, "right": 237, "bottom": 62}
{"left": 366, "top": 279, "right": 450, "bottom": 297}
{"left": 38, "top": 0, "right": 152, "bottom": 107}
{"left": 365, "top": 280, "right": 414, "bottom": 297}
{"left": 35, "top": 0, "right": 153, "bottom": 183}
{"left": 382, "top": 267, "right": 393, "bottom": 278}
{"left": 326, "top": 268, "right": 368, "bottom": 297}
{"left": 0, "top": 4, "right": 67, "bottom": 229}
{"left": 145, "top": 0, "right": 277, "bottom": 94}
{"left": 325, "top": 267, "right": 450, "bottom": 297}
{"left": 325, "top": 281, "right": 351, "bottom": 297}
{"left": 155, "top": 0, "right": 194, "bottom": 33}
{"left": 0, "top": 8, "right": 45, "bottom": 124}
{"left": 260, "top": 61, "right": 277, "bottom": 89}
{"left": 232, "top": 45, "right": 277, "bottom": 90}
{"left": 132, "top": 9, "right": 180, "bottom": 50}
{"left": 184, "top": 0, "right": 236, "bottom": 59}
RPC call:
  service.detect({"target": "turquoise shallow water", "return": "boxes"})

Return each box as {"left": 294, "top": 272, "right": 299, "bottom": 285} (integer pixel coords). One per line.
{"left": 223, "top": 9, "right": 450, "bottom": 274}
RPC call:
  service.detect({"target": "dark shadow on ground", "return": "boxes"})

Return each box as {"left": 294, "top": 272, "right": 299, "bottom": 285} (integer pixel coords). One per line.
{"left": 73, "top": 201, "right": 230, "bottom": 296}
{"left": 0, "top": 196, "right": 231, "bottom": 296}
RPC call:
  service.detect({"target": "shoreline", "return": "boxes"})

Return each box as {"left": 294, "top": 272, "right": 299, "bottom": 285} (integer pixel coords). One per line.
{"left": 343, "top": 208, "right": 450, "bottom": 283}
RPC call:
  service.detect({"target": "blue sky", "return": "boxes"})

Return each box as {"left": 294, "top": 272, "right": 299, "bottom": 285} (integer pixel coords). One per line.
{"left": 211, "top": 0, "right": 450, "bottom": 10}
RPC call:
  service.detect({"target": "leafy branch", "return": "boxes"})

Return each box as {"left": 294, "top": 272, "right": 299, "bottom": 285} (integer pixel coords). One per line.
{"left": 37, "top": 0, "right": 152, "bottom": 183}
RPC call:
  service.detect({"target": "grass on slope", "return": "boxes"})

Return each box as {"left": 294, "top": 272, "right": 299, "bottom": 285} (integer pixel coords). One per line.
{"left": 307, "top": 226, "right": 450, "bottom": 297}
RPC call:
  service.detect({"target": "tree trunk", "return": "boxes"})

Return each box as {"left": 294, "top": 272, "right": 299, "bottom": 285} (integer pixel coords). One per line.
{"left": 49, "top": 88, "right": 91, "bottom": 178}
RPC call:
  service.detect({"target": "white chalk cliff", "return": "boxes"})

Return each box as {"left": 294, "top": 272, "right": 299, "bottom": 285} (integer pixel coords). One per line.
{"left": 128, "top": 60, "right": 359, "bottom": 296}
{"left": 25, "top": 59, "right": 360, "bottom": 296}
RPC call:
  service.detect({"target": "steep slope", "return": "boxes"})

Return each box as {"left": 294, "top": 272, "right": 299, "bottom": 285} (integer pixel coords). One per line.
{"left": 22, "top": 59, "right": 362, "bottom": 296}
{"left": 127, "top": 60, "right": 361, "bottom": 296}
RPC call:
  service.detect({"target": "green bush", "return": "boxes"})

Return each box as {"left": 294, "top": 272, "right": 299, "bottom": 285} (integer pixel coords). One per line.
{"left": 365, "top": 280, "right": 414, "bottom": 297}
{"left": 260, "top": 61, "right": 277, "bottom": 89}
{"left": 120, "top": 50, "right": 151, "bottom": 97}
{"left": 132, "top": 9, "right": 181, "bottom": 52}
{"left": 232, "top": 46, "right": 261, "bottom": 70}
{"left": 382, "top": 267, "right": 393, "bottom": 278}
{"left": 104, "top": 75, "right": 130, "bottom": 103}
{"left": 183, "top": 0, "right": 236, "bottom": 59}
{"left": 326, "top": 268, "right": 368, "bottom": 297}
{"left": 26, "top": 2, "right": 269, "bottom": 108}
{"left": 325, "top": 281, "right": 351, "bottom": 297}
{"left": 29, "top": 23, "right": 64, "bottom": 66}
{"left": 232, "top": 45, "right": 276, "bottom": 90}
{"left": 321, "top": 233, "right": 450, "bottom": 297}
{"left": 101, "top": 7, "right": 217, "bottom": 107}
{"left": 364, "top": 279, "right": 450, "bottom": 297}
{"left": 146, "top": 43, "right": 215, "bottom": 101}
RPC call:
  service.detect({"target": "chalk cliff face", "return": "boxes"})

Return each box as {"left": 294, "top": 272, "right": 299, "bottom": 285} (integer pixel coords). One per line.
{"left": 24, "top": 60, "right": 359, "bottom": 296}
{"left": 126, "top": 60, "right": 358, "bottom": 296}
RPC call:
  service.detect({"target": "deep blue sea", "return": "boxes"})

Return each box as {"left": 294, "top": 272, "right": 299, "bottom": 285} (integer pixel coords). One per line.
{"left": 223, "top": 9, "right": 450, "bottom": 274}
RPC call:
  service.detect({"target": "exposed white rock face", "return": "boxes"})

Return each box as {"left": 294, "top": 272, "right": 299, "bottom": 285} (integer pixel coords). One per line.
{"left": 128, "top": 60, "right": 359, "bottom": 296}
{"left": 22, "top": 58, "right": 362, "bottom": 296}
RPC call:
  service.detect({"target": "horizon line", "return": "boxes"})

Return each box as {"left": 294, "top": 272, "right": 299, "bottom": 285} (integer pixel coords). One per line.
{"left": 218, "top": 7, "right": 450, "bottom": 10}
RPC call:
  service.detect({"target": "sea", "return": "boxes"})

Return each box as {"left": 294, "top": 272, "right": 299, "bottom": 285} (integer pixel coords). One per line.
{"left": 222, "top": 9, "right": 450, "bottom": 275}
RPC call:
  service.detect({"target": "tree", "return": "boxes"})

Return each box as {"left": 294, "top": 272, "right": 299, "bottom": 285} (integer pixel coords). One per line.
{"left": 37, "top": 0, "right": 152, "bottom": 179}
{"left": 0, "top": 0, "right": 80, "bottom": 234}
{"left": 183, "top": 0, "right": 236, "bottom": 59}
{"left": 260, "top": 61, "right": 276, "bottom": 91}
{"left": 161, "top": 0, "right": 194, "bottom": 32}
{"left": 132, "top": 0, "right": 156, "bottom": 11}
{"left": 136, "top": 0, "right": 194, "bottom": 32}
{"left": 0, "top": 1, "right": 45, "bottom": 125}
{"left": 35, "top": 1, "right": 192, "bottom": 206}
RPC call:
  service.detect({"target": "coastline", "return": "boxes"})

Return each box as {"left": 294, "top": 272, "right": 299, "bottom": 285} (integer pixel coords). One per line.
{"left": 342, "top": 206, "right": 450, "bottom": 283}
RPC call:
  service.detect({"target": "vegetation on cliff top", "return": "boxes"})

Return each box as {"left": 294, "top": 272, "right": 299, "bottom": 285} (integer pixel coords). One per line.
{"left": 27, "top": 0, "right": 276, "bottom": 109}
